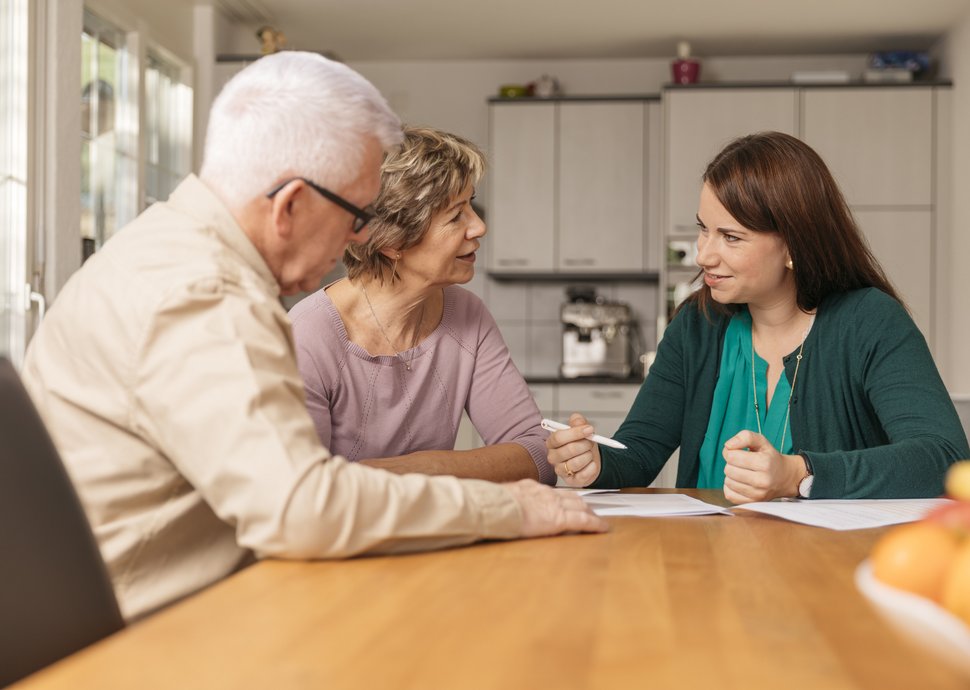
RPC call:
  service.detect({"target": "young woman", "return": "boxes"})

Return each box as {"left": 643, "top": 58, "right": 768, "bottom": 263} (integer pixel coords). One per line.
{"left": 547, "top": 131, "right": 968, "bottom": 502}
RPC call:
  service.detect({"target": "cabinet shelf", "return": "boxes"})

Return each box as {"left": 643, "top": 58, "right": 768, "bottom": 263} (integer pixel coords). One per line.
{"left": 489, "top": 94, "right": 660, "bottom": 103}
{"left": 487, "top": 271, "right": 659, "bottom": 282}
{"left": 663, "top": 80, "right": 952, "bottom": 91}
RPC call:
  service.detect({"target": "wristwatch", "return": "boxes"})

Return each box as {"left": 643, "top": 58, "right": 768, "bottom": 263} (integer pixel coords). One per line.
{"left": 797, "top": 454, "right": 814, "bottom": 498}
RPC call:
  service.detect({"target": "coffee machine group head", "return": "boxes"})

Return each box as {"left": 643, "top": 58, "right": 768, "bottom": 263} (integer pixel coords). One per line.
{"left": 560, "top": 286, "right": 636, "bottom": 379}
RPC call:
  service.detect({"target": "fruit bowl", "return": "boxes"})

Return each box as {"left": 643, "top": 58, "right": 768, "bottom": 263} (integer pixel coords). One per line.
{"left": 856, "top": 559, "right": 970, "bottom": 676}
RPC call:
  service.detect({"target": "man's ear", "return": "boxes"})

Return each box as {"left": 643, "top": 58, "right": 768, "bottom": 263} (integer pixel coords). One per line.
{"left": 268, "top": 179, "right": 306, "bottom": 240}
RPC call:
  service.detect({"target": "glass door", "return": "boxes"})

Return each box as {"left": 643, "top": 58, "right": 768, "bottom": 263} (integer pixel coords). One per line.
{"left": 0, "top": 0, "right": 29, "bottom": 367}
{"left": 81, "top": 10, "right": 136, "bottom": 260}
{"left": 144, "top": 50, "right": 193, "bottom": 209}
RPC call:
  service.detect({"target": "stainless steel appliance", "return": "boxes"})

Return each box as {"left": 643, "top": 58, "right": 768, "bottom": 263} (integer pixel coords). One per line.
{"left": 560, "top": 287, "right": 636, "bottom": 379}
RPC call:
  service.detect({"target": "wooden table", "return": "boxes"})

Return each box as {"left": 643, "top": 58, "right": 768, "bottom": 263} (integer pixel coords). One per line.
{"left": 14, "top": 490, "right": 965, "bottom": 689}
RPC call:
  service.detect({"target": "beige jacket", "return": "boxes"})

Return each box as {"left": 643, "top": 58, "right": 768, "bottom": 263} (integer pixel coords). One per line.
{"left": 23, "top": 176, "right": 522, "bottom": 620}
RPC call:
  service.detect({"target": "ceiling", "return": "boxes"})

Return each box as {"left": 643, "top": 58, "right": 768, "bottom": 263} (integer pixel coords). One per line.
{"left": 214, "top": 0, "right": 970, "bottom": 61}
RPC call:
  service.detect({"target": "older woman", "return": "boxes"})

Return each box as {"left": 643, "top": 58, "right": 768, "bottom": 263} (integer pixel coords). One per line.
{"left": 290, "top": 126, "right": 553, "bottom": 484}
{"left": 547, "top": 131, "right": 969, "bottom": 501}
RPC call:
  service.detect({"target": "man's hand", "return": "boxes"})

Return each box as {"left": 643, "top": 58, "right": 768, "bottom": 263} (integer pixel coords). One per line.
{"left": 503, "top": 479, "right": 609, "bottom": 537}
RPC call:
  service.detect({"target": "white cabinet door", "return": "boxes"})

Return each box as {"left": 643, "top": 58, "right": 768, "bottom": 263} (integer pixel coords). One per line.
{"left": 557, "top": 383, "right": 641, "bottom": 416}
{"left": 528, "top": 384, "right": 557, "bottom": 419}
{"left": 558, "top": 102, "right": 645, "bottom": 272}
{"left": 488, "top": 104, "right": 556, "bottom": 271}
{"left": 854, "top": 209, "right": 933, "bottom": 342}
{"left": 801, "top": 88, "right": 933, "bottom": 207}
{"left": 454, "top": 411, "right": 483, "bottom": 451}
{"left": 665, "top": 88, "right": 798, "bottom": 235}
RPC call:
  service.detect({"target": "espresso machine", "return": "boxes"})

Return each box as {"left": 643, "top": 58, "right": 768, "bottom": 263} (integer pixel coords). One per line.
{"left": 560, "top": 287, "right": 636, "bottom": 379}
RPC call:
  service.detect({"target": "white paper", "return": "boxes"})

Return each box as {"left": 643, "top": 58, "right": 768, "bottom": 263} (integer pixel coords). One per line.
{"left": 580, "top": 492, "right": 733, "bottom": 517}
{"left": 734, "top": 498, "right": 951, "bottom": 530}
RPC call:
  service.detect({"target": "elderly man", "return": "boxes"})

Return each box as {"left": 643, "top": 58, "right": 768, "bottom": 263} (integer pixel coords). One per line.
{"left": 23, "top": 52, "right": 606, "bottom": 621}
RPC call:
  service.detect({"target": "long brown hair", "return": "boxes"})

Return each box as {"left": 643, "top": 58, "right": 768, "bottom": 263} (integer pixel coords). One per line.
{"left": 686, "top": 131, "right": 902, "bottom": 317}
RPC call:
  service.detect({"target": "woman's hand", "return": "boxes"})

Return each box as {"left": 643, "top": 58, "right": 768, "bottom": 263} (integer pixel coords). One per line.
{"left": 721, "top": 430, "right": 805, "bottom": 504}
{"left": 545, "top": 413, "right": 603, "bottom": 487}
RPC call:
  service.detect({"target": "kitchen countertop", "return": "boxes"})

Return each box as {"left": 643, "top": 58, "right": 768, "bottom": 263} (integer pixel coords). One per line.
{"left": 525, "top": 375, "right": 643, "bottom": 385}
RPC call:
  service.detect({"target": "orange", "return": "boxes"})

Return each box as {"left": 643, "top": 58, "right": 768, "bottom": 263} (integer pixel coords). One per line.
{"left": 942, "top": 539, "right": 970, "bottom": 624}
{"left": 945, "top": 460, "right": 970, "bottom": 502}
{"left": 871, "top": 521, "right": 959, "bottom": 602}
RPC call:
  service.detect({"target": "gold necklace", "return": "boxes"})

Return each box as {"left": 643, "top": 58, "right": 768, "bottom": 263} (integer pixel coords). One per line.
{"left": 359, "top": 284, "right": 425, "bottom": 371}
{"left": 750, "top": 315, "right": 814, "bottom": 450}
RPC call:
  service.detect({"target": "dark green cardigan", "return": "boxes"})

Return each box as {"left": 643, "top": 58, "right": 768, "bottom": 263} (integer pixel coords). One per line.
{"left": 594, "top": 288, "right": 969, "bottom": 498}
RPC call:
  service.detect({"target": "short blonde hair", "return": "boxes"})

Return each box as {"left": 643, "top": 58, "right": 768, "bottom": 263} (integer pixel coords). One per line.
{"left": 344, "top": 126, "right": 485, "bottom": 283}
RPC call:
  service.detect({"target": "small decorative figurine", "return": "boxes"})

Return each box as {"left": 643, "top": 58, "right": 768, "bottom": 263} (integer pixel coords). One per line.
{"left": 256, "top": 26, "right": 287, "bottom": 55}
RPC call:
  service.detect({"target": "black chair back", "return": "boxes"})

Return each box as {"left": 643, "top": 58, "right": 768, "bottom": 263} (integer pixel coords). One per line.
{"left": 0, "top": 357, "right": 124, "bottom": 686}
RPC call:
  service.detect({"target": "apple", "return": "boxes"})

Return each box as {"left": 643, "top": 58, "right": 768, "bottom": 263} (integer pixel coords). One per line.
{"left": 925, "top": 501, "right": 970, "bottom": 539}
{"left": 946, "top": 460, "right": 970, "bottom": 502}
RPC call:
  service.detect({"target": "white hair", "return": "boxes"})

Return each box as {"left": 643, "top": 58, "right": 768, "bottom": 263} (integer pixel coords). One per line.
{"left": 200, "top": 52, "right": 402, "bottom": 207}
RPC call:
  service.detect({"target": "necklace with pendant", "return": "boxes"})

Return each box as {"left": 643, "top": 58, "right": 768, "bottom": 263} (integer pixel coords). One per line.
{"left": 360, "top": 284, "right": 425, "bottom": 371}
{"left": 751, "top": 315, "right": 814, "bottom": 450}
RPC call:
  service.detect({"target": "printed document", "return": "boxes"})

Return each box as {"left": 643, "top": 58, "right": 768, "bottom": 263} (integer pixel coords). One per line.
{"left": 578, "top": 492, "right": 733, "bottom": 517}
{"left": 734, "top": 498, "right": 950, "bottom": 530}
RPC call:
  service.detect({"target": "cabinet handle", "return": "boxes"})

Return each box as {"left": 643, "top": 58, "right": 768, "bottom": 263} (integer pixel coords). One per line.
{"left": 591, "top": 391, "right": 623, "bottom": 399}
{"left": 496, "top": 258, "right": 529, "bottom": 266}
{"left": 562, "top": 258, "right": 596, "bottom": 266}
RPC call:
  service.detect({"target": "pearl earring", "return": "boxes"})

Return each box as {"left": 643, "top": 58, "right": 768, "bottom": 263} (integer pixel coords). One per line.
{"left": 786, "top": 259, "right": 793, "bottom": 270}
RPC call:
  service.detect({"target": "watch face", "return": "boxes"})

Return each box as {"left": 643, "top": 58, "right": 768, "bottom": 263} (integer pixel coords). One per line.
{"left": 799, "top": 474, "right": 814, "bottom": 498}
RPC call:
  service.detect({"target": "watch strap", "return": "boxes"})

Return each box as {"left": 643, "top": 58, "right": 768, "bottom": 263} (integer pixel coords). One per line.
{"left": 797, "top": 453, "right": 814, "bottom": 498}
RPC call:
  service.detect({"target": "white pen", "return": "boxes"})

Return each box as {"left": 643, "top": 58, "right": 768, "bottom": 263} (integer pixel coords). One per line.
{"left": 540, "top": 418, "right": 628, "bottom": 450}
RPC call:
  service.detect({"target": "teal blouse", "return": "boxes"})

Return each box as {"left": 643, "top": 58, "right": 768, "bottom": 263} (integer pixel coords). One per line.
{"left": 696, "top": 311, "right": 794, "bottom": 489}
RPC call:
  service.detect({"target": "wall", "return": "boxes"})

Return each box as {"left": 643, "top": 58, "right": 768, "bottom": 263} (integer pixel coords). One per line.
{"left": 348, "top": 54, "right": 869, "bottom": 160}
{"left": 86, "top": 0, "right": 195, "bottom": 64}
{"left": 941, "top": 8, "right": 970, "bottom": 393}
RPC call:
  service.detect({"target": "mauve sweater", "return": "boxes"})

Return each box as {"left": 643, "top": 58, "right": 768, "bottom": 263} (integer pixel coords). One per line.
{"left": 290, "top": 284, "right": 554, "bottom": 485}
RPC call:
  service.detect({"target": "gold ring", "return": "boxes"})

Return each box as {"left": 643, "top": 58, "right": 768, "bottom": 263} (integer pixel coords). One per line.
{"left": 564, "top": 460, "right": 574, "bottom": 478}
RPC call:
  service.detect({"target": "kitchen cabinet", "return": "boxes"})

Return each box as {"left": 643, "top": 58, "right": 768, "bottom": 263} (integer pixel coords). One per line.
{"left": 854, "top": 209, "right": 932, "bottom": 337}
{"left": 800, "top": 86, "right": 941, "bottom": 344}
{"left": 664, "top": 88, "right": 798, "bottom": 237}
{"left": 527, "top": 383, "right": 556, "bottom": 419}
{"left": 801, "top": 87, "right": 933, "bottom": 207}
{"left": 558, "top": 102, "right": 646, "bottom": 271}
{"left": 488, "top": 97, "right": 661, "bottom": 275}
{"left": 556, "top": 383, "right": 640, "bottom": 437}
{"left": 489, "top": 104, "right": 556, "bottom": 271}
{"left": 454, "top": 412, "right": 483, "bottom": 451}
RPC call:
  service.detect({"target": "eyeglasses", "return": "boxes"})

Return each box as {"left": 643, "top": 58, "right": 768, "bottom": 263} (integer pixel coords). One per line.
{"left": 266, "top": 177, "right": 375, "bottom": 234}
